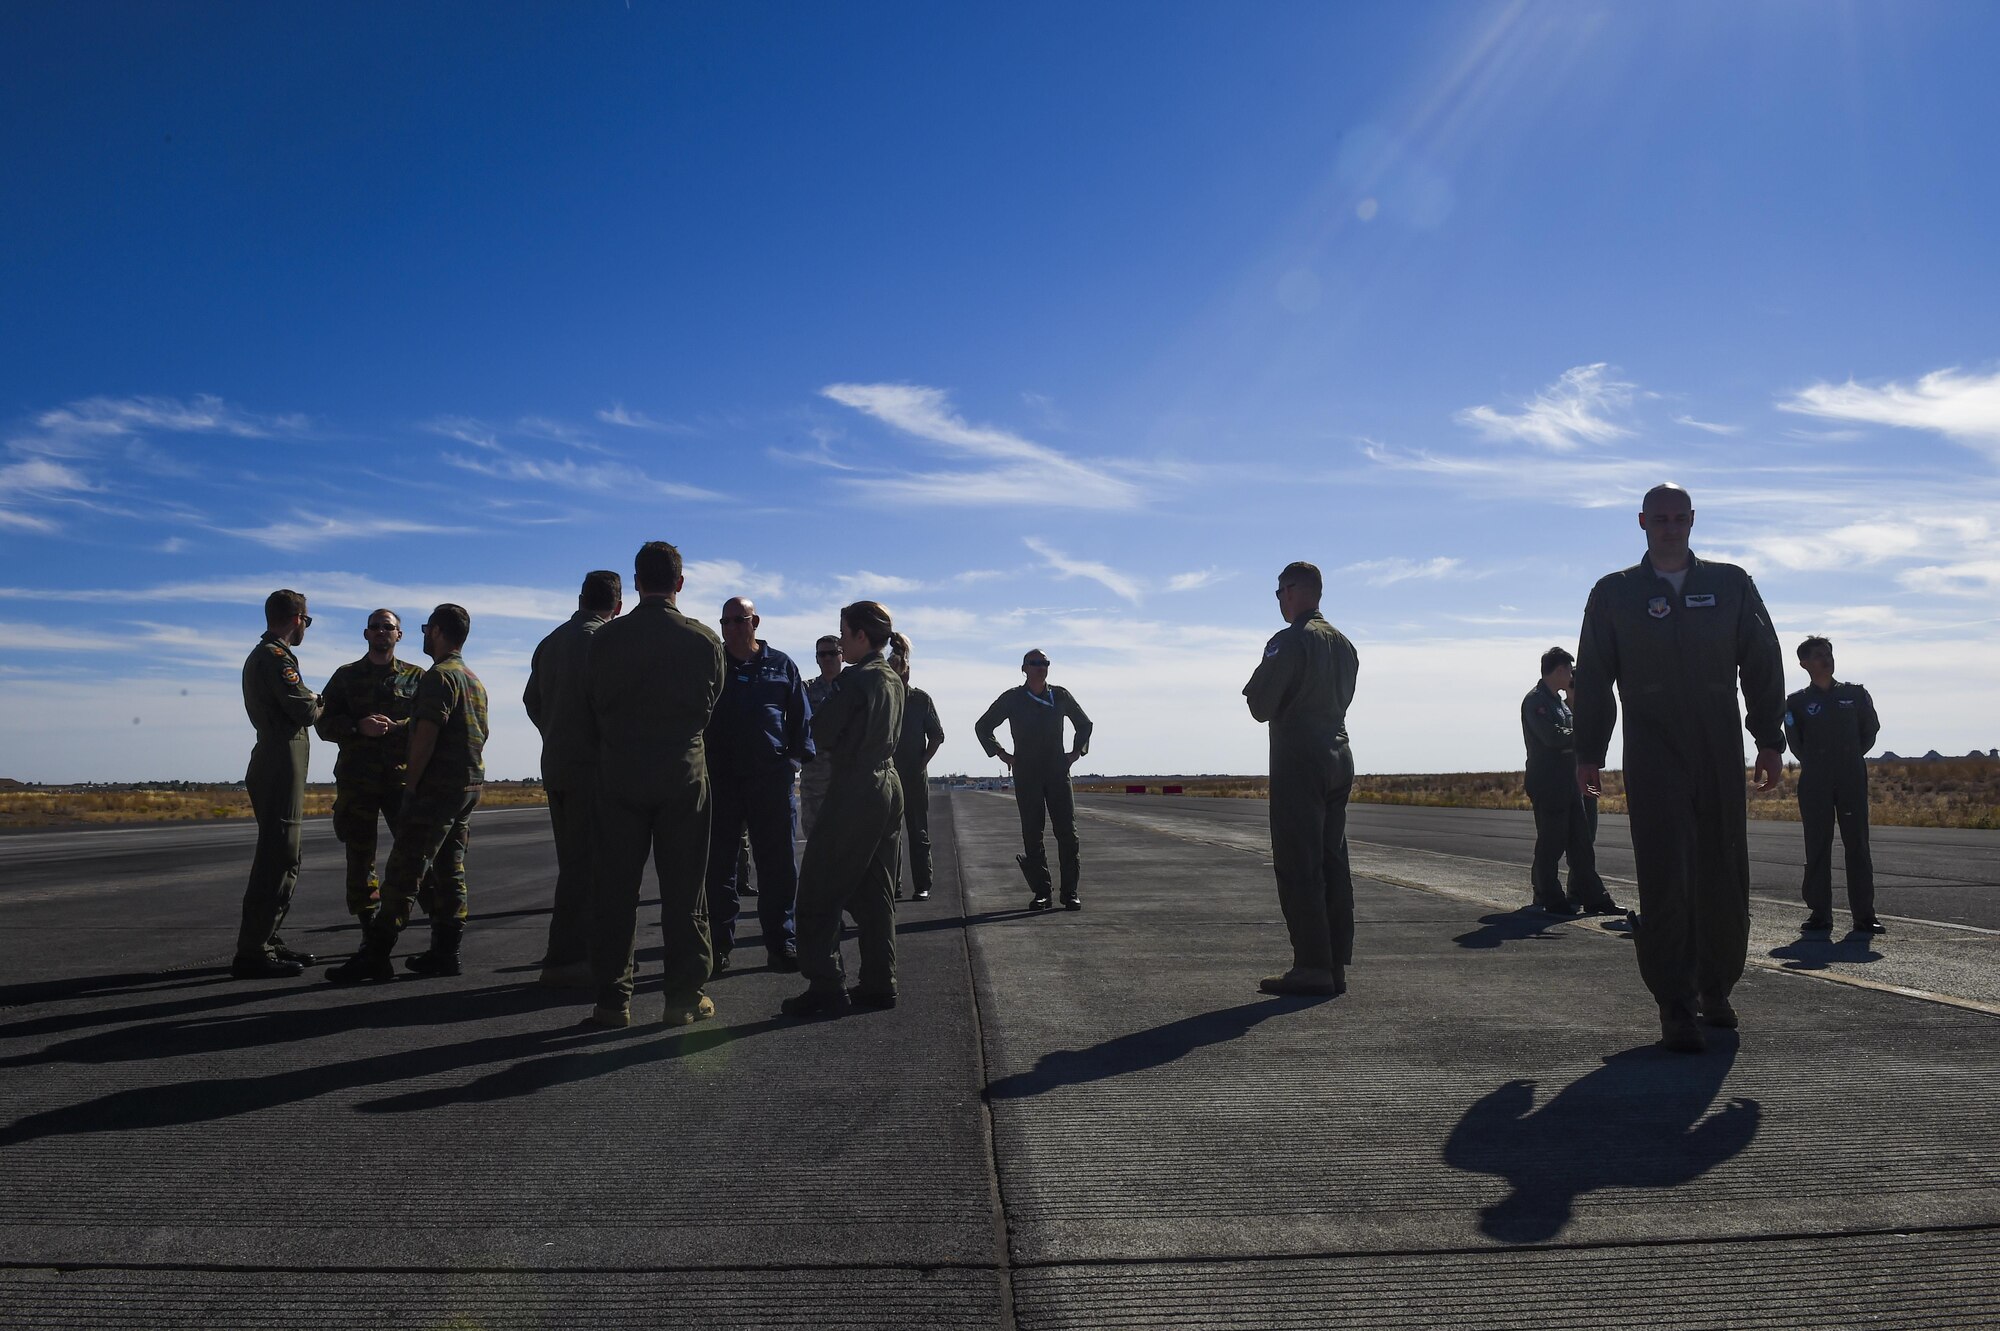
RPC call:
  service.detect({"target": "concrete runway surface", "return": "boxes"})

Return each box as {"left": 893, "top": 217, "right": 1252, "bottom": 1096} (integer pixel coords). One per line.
{"left": 1, "top": 794, "right": 1996, "bottom": 1328}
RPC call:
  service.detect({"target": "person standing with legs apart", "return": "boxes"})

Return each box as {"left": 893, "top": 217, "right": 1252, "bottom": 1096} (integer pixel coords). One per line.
{"left": 523, "top": 570, "right": 623, "bottom": 988}
{"left": 326, "top": 604, "right": 488, "bottom": 983}
{"left": 1785, "top": 636, "right": 1882, "bottom": 935}
{"left": 316, "top": 610, "right": 425, "bottom": 932}
{"left": 1244, "top": 562, "right": 1360, "bottom": 998}
{"left": 1573, "top": 483, "right": 1786, "bottom": 1053}
{"left": 974, "top": 650, "right": 1093, "bottom": 910}
{"left": 702, "top": 596, "right": 813, "bottom": 976}
{"left": 785, "top": 601, "right": 905, "bottom": 1018}
{"left": 577, "top": 542, "right": 726, "bottom": 1029}
{"left": 1522, "top": 646, "right": 1618, "bottom": 916}
{"left": 234, "top": 589, "right": 324, "bottom": 979}
{"left": 887, "top": 633, "right": 946, "bottom": 903}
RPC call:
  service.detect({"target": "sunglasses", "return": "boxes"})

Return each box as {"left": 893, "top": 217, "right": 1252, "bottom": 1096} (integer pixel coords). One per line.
{"left": 720, "top": 615, "right": 754, "bottom": 625}
{"left": 815, "top": 648, "right": 840, "bottom": 658}
{"left": 366, "top": 623, "right": 399, "bottom": 633}
{"left": 1024, "top": 659, "right": 1050, "bottom": 668}
{"left": 299, "top": 614, "right": 313, "bottom": 627}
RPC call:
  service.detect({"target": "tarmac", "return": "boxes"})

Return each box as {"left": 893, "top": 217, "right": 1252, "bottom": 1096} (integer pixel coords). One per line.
{"left": 2, "top": 792, "right": 1997, "bottom": 1328}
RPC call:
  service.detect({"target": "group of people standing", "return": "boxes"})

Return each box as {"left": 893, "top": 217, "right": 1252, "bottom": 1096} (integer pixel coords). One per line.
{"left": 232, "top": 483, "right": 1886, "bottom": 1053}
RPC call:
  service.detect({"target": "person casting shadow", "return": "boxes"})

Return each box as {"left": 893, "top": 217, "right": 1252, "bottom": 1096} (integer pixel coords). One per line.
{"left": 1454, "top": 909, "right": 1571, "bottom": 950}
{"left": 988, "top": 997, "right": 1316, "bottom": 1100}
{"left": 1767, "top": 932, "right": 1884, "bottom": 971}
{"left": 1444, "top": 1039, "right": 1759, "bottom": 1244}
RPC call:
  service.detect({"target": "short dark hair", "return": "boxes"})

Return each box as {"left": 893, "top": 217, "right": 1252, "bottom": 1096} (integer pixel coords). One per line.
{"left": 1797, "top": 635, "right": 1832, "bottom": 660}
{"left": 580, "top": 569, "right": 621, "bottom": 613}
{"left": 367, "top": 607, "right": 400, "bottom": 629}
{"left": 429, "top": 603, "right": 471, "bottom": 648}
{"left": 1642, "top": 482, "right": 1692, "bottom": 512}
{"left": 1278, "top": 561, "right": 1322, "bottom": 597}
{"left": 840, "top": 599, "right": 893, "bottom": 649}
{"left": 1541, "top": 645, "right": 1575, "bottom": 676}
{"left": 264, "top": 589, "right": 306, "bottom": 629}
{"left": 634, "top": 541, "right": 682, "bottom": 594}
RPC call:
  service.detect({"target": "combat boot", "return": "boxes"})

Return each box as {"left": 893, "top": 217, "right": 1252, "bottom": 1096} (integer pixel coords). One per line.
{"left": 1699, "top": 993, "right": 1739, "bottom": 1029}
{"left": 1259, "top": 966, "right": 1343, "bottom": 997}
{"left": 405, "top": 919, "right": 464, "bottom": 976}
{"left": 325, "top": 933, "right": 395, "bottom": 985}
{"left": 1658, "top": 1003, "right": 1706, "bottom": 1053}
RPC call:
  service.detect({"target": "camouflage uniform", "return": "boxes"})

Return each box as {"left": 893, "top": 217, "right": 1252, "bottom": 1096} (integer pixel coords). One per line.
{"left": 315, "top": 654, "right": 424, "bottom": 919}
{"left": 236, "top": 633, "right": 323, "bottom": 962}
{"left": 369, "top": 652, "right": 489, "bottom": 947}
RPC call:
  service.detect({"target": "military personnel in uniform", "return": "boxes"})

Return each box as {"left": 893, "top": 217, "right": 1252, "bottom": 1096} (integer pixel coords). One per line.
{"left": 315, "top": 610, "right": 425, "bottom": 929}
{"left": 888, "top": 633, "right": 946, "bottom": 902}
{"left": 579, "top": 542, "right": 726, "bottom": 1029}
{"left": 1573, "top": 484, "right": 1786, "bottom": 1053}
{"left": 1243, "top": 561, "right": 1360, "bottom": 998}
{"left": 1522, "top": 646, "right": 1618, "bottom": 916}
{"left": 326, "top": 604, "right": 489, "bottom": 983}
{"left": 234, "top": 589, "right": 324, "bottom": 979}
{"left": 784, "top": 600, "right": 905, "bottom": 1017}
{"left": 974, "top": 651, "right": 1093, "bottom": 910}
{"left": 1785, "top": 636, "right": 1883, "bottom": 934}
{"left": 523, "top": 570, "right": 623, "bottom": 988}
{"left": 703, "top": 595, "right": 813, "bottom": 975}
{"left": 796, "top": 635, "right": 845, "bottom": 844}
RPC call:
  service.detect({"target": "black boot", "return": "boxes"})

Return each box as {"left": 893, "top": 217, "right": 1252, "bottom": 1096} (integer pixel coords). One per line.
{"left": 326, "top": 930, "right": 396, "bottom": 985}
{"left": 405, "top": 919, "right": 464, "bottom": 976}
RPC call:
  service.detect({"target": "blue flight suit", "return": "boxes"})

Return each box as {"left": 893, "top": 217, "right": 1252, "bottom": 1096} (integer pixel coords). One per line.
{"left": 703, "top": 640, "right": 814, "bottom": 959}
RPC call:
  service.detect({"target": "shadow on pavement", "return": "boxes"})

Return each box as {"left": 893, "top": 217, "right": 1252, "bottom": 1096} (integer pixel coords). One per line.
{"left": 897, "top": 907, "right": 1050, "bottom": 937}
{"left": 355, "top": 1016, "right": 789, "bottom": 1113}
{"left": 987, "top": 997, "right": 1322, "bottom": 1100}
{"left": 1454, "top": 909, "right": 1570, "bottom": 950}
{"left": 0, "top": 967, "right": 232, "bottom": 1011}
{"left": 1767, "top": 933, "right": 1884, "bottom": 970}
{"left": 1443, "top": 1037, "right": 1759, "bottom": 1244}
{"left": 0, "top": 979, "right": 568, "bottom": 1070}
{"left": 0, "top": 1004, "right": 706, "bottom": 1148}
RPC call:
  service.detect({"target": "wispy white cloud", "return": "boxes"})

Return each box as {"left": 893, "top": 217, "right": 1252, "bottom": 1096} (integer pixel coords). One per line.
{"left": 1023, "top": 536, "right": 1144, "bottom": 603}
{"left": 1339, "top": 555, "right": 1466, "bottom": 586}
{"left": 1899, "top": 560, "right": 2000, "bottom": 598}
{"left": 222, "top": 513, "right": 471, "bottom": 551}
{"left": 426, "top": 416, "right": 503, "bottom": 450}
{"left": 822, "top": 383, "right": 1142, "bottom": 510}
{"left": 443, "top": 452, "right": 721, "bottom": 502}
{"left": 30, "top": 394, "right": 306, "bottom": 441}
{"left": 1674, "top": 414, "right": 1740, "bottom": 435}
{"left": 1359, "top": 440, "right": 1663, "bottom": 505}
{"left": 1166, "top": 567, "right": 1232, "bottom": 592}
{"left": 1454, "top": 364, "right": 1635, "bottom": 451}
{"left": 0, "top": 457, "right": 95, "bottom": 532}
{"left": 596, "top": 403, "right": 686, "bottom": 433}
{"left": 1779, "top": 368, "right": 2000, "bottom": 459}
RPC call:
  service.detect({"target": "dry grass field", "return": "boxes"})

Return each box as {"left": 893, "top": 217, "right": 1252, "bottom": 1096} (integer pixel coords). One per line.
{"left": 0, "top": 781, "right": 550, "bottom": 830}
{"left": 1079, "top": 758, "right": 2000, "bottom": 830}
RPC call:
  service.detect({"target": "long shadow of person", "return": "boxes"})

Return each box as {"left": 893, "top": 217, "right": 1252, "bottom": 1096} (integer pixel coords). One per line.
{"left": 1767, "top": 933, "right": 1883, "bottom": 971}
{"left": 987, "top": 997, "right": 1320, "bottom": 1101}
{"left": 1454, "top": 909, "right": 1570, "bottom": 950}
{"left": 1443, "top": 1037, "right": 1758, "bottom": 1244}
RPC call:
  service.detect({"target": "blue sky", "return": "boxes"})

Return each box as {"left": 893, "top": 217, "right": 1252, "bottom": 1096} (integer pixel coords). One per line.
{"left": 4, "top": 2, "right": 1997, "bottom": 782}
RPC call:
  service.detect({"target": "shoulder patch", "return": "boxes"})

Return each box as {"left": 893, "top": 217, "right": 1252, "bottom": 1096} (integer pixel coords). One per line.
{"left": 265, "top": 643, "right": 288, "bottom": 658}
{"left": 282, "top": 667, "right": 301, "bottom": 684}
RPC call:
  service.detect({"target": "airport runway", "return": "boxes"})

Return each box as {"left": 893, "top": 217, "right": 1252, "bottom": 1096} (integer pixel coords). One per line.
{"left": 2, "top": 794, "right": 1996, "bottom": 1328}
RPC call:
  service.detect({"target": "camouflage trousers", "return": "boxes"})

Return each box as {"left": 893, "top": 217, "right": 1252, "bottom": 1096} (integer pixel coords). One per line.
{"left": 334, "top": 776, "right": 451, "bottom": 920}
{"left": 370, "top": 784, "right": 480, "bottom": 939}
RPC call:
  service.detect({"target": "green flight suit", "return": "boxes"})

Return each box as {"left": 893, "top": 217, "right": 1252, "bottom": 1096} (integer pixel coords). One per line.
{"left": 371, "top": 652, "right": 488, "bottom": 940}
{"left": 796, "top": 652, "right": 905, "bottom": 995}
{"left": 237, "top": 633, "right": 323, "bottom": 962}
{"left": 974, "top": 684, "right": 1093, "bottom": 901}
{"left": 797, "top": 672, "right": 840, "bottom": 842}
{"left": 893, "top": 685, "right": 945, "bottom": 897}
{"left": 1244, "top": 610, "right": 1360, "bottom": 974}
{"left": 523, "top": 609, "right": 610, "bottom": 967}
{"left": 315, "top": 654, "right": 424, "bottom": 917}
{"left": 584, "top": 597, "right": 726, "bottom": 1009}
{"left": 1572, "top": 553, "right": 1786, "bottom": 1014}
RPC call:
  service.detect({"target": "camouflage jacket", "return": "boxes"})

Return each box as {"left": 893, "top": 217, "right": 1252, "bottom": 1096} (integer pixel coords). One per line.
{"left": 315, "top": 655, "right": 424, "bottom": 784}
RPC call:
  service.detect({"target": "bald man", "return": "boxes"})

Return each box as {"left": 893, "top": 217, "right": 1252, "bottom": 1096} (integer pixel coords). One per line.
{"left": 702, "top": 596, "right": 813, "bottom": 974}
{"left": 1572, "top": 483, "right": 1786, "bottom": 1053}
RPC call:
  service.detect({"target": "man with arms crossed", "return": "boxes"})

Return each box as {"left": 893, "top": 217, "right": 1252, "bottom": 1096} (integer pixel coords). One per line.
{"left": 1573, "top": 484, "right": 1786, "bottom": 1053}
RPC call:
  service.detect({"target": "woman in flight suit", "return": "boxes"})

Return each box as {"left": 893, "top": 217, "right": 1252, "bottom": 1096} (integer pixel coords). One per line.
{"left": 888, "top": 632, "right": 947, "bottom": 903}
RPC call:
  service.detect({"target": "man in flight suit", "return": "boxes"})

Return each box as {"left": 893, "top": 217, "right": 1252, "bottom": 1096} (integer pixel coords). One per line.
{"left": 975, "top": 650, "right": 1093, "bottom": 910}
{"left": 1573, "top": 484, "right": 1786, "bottom": 1053}
{"left": 326, "top": 604, "right": 489, "bottom": 983}
{"left": 1784, "top": 636, "right": 1883, "bottom": 934}
{"left": 1244, "top": 561, "right": 1360, "bottom": 997}
{"left": 316, "top": 609, "right": 425, "bottom": 930}
{"left": 797, "top": 635, "right": 844, "bottom": 843}
{"left": 523, "top": 570, "right": 622, "bottom": 987}
{"left": 1522, "top": 646, "right": 1618, "bottom": 916}
{"left": 703, "top": 596, "right": 813, "bottom": 975}
{"left": 580, "top": 541, "right": 726, "bottom": 1028}
{"left": 234, "top": 589, "right": 324, "bottom": 979}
